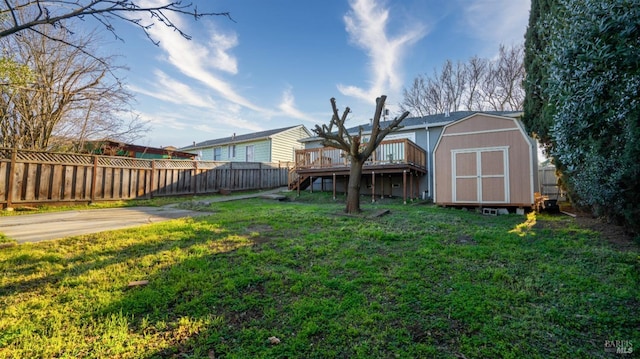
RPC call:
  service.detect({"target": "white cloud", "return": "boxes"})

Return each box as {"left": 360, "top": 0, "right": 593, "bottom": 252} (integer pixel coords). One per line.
{"left": 153, "top": 27, "right": 269, "bottom": 113}
{"left": 137, "top": 105, "right": 264, "bottom": 140}
{"left": 128, "top": 70, "right": 217, "bottom": 109}
{"left": 461, "top": 0, "right": 530, "bottom": 46}
{"left": 208, "top": 31, "right": 239, "bottom": 74}
{"left": 338, "top": 0, "right": 427, "bottom": 104}
{"left": 278, "top": 87, "right": 321, "bottom": 125}
{"left": 134, "top": 0, "right": 272, "bottom": 115}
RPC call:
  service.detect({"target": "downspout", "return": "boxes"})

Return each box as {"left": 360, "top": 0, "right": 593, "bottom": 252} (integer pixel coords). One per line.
{"left": 425, "top": 124, "right": 431, "bottom": 200}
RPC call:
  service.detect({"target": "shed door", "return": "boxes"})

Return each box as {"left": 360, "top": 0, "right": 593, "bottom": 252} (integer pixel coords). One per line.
{"left": 452, "top": 148, "right": 509, "bottom": 204}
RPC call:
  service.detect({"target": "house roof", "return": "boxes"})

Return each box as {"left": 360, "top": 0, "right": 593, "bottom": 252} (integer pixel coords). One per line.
{"left": 85, "top": 139, "right": 196, "bottom": 159}
{"left": 298, "top": 110, "right": 522, "bottom": 142}
{"left": 180, "top": 125, "right": 306, "bottom": 150}
{"left": 350, "top": 110, "right": 523, "bottom": 132}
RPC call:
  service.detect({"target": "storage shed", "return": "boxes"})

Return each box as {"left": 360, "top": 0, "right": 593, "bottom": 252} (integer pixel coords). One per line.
{"left": 433, "top": 113, "right": 537, "bottom": 208}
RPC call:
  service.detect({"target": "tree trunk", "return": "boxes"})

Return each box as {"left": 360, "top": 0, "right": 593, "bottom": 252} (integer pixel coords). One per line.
{"left": 345, "top": 157, "right": 364, "bottom": 213}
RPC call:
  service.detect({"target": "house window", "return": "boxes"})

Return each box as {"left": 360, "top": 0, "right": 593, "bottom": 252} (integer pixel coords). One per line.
{"left": 246, "top": 145, "right": 254, "bottom": 162}
{"left": 228, "top": 145, "right": 236, "bottom": 159}
{"left": 214, "top": 147, "right": 222, "bottom": 161}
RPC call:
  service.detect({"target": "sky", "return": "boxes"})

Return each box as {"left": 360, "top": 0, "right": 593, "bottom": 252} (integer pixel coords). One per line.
{"left": 103, "top": 0, "right": 531, "bottom": 148}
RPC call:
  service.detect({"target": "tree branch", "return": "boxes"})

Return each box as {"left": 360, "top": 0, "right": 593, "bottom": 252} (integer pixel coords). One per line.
{"left": 0, "top": 1, "right": 234, "bottom": 41}
{"left": 313, "top": 97, "right": 352, "bottom": 152}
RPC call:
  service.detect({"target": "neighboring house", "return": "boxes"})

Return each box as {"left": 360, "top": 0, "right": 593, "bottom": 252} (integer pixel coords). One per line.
{"left": 295, "top": 111, "right": 537, "bottom": 207}
{"left": 180, "top": 125, "right": 311, "bottom": 163}
{"left": 83, "top": 140, "right": 196, "bottom": 159}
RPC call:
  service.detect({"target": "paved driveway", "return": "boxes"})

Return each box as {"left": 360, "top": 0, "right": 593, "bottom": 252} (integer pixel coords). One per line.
{"left": 0, "top": 207, "right": 208, "bottom": 244}
{"left": 0, "top": 188, "right": 287, "bottom": 243}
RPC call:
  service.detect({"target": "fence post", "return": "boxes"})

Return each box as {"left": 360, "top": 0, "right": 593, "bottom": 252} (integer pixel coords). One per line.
{"left": 258, "top": 163, "right": 262, "bottom": 189}
{"left": 192, "top": 160, "right": 198, "bottom": 195}
{"left": 90, "top": 155, "right": 98, "bottom": 203}
{"left": 6, "top": 147, "right": 17, "bottom": 209}
{"left": 149, "top": 160, "right": 156, "bottom": 199}
{"left": 228, "top": 162, "right": 233, "bottom": 191}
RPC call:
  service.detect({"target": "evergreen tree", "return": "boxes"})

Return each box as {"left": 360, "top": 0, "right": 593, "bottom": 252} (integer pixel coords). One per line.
{"left": 522, "top": 0, "right": 557, "bottom": 155}
{"left": 546, "top": 0, "right": 640, "bottom": 232}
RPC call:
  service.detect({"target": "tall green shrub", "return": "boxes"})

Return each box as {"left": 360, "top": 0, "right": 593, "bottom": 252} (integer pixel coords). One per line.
{"left": 545, "top": 0, "right": 640, "bottom": 231}
{"left": 522, "top": 0, "right": 558, "bottom": 155}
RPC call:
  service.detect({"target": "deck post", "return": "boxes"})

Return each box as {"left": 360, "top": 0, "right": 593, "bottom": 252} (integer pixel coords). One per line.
{"left": 371, "top": 171, "right": 375, "bottom": 203}
{"left": 332, "top": 173, "right": 336, "bottom": 200}
{"left": 380, "top": 174, "right": 384, "bottom": 199}
{"left": 403, "top": 170, "right": 407, "bottom": 204}
{"left": 310, "top": 176, "right": 313, "bottom": 193}
{"left": 410, "top": 172, "right": 414, "bottom": 202}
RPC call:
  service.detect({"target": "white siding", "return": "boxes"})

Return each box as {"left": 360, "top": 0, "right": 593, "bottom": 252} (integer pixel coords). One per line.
{"left": 190, "top": 125, "right": 309, "bottom": 163}
{"left": 229, "top": 139, "right": 270, "bottom": 162}
{"left": 271, "top": 125, "right": 309, "bottom": 162}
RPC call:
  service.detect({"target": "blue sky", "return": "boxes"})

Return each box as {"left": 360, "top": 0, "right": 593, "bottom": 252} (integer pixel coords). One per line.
{"left": 106, "top": 0, "right": 530, "bottom": 148}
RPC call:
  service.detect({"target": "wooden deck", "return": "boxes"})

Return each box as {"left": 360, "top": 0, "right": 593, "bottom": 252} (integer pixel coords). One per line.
{"left": 289, "top": 139, "right": 427, "bottom": 201}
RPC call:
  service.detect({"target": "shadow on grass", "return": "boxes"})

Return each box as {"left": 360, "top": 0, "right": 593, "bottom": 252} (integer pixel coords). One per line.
{"left": 2, "top": 201, "right": 639, "bottom": 358}
{"left": 95, "top": 221, "right": 281, "bottom": 358}
{"left": 0, "top": 217, "right": 228, "bottom": 297}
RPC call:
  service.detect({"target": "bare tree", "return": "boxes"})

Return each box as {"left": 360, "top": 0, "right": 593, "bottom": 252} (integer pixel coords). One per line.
{"left": 401, "top": 43, "right": 524, "bottom": 115}
{"left": 401, "top": 76, "right": 430, "bottom": 117}
{"left": 483, "top": 44, "right": 525, "bottom": 111}
{"left": 401, "top": 61, "right": 467, "bottom": 116}
{"left": 0, "top": 1, "right": 231, "bottom": 42}
{"left": 464, "top": 55, "right": 488, "bottom": 110}
{"left": 400, "top": 72, "right": 446, "bottom": 116}
{"left": 0, "top": 20, "right": 147, "bottom": 150}
{"left": 314, "top": 96, "right": 409, "bottom": 214}
{"left": 441, "top": 60, "right": 467, "bottom": 113}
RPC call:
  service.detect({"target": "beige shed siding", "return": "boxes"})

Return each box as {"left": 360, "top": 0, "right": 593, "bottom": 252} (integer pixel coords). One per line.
{"left": 271, "top": 126, "right": 308, "bottom": 162}
{"left": 434, "top": 114, "right": 534, "bottom": 206}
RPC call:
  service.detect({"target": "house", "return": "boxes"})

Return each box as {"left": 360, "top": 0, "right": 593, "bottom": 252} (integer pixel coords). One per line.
{"left": 432, "top": 113, "right": 538, "bottom": 207}
{"left": 83, "top": 140, "right": 196, "bottom": 159}
{"left": 180, "top": 125, "right": 311, "bottom": 163}
{"left": 293, "top": 111, "right": 536, "bottom": 207}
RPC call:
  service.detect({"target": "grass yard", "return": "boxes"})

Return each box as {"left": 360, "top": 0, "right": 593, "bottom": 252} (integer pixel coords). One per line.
{"left": 0, "top": 192, "right": 638, "bottom": 358}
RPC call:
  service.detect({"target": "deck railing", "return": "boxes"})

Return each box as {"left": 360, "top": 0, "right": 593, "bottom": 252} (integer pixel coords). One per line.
{"left": 293, "top": 138, "right": 426, "bottom": 171}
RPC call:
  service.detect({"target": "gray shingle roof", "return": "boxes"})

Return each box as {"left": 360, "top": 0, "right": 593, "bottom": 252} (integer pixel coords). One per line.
{"left": 348, "top": 110, "right": 522, "bottom": 132}
{"left": 180, "top": 125, "right": 301, "bottom": 150}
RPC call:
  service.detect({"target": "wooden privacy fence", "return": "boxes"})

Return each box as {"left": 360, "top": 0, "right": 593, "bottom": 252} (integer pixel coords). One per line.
{"left": 0, "top": 147, "right": 291, "bottom": 208}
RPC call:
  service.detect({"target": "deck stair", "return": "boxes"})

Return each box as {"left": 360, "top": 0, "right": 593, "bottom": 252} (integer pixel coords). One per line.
{"left": 288, "top": 172, "right": 311, "bottom": 191}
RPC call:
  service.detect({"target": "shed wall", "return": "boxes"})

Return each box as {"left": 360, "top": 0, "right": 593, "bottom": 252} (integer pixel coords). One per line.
{"left": 434, "top": 115, "right": 534, "bottom": 206}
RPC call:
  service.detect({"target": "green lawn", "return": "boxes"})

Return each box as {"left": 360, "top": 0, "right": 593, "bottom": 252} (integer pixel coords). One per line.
{"left": 0, "top": 193, "right": 638, "bottom": 358}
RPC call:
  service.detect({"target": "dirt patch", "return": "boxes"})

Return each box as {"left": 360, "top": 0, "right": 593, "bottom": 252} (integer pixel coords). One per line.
{"left": 574, "top": 215, "right": 639, "bottom": 252}
{"left": 244, "top": 224, "right": 273, "bottom": 233}
{"left": 539, "top": 209, "right": 639, "bottom": 252}
{"left": 244, "top": 224, "right": 273, "bottom": 245}
{"left": 454, "top": 235, "right": 476, "bottom": 245}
